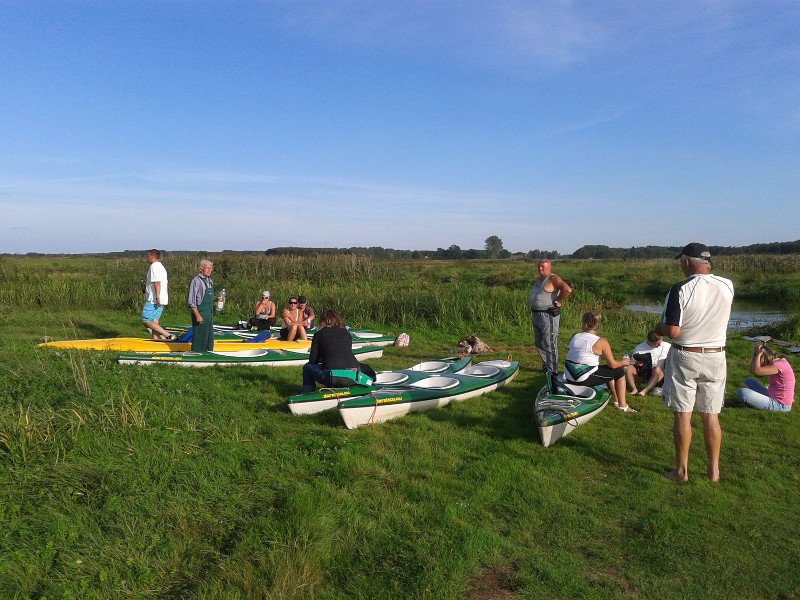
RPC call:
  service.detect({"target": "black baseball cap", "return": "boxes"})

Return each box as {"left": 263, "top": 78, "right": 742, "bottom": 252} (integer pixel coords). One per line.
{"left": 676, "top": 242, "right": 711, "bottom": 260}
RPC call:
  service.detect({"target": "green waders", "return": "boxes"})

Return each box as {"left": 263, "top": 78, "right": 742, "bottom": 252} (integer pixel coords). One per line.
{"left": 191, "top": 283, "right": 215, "bottom": 352}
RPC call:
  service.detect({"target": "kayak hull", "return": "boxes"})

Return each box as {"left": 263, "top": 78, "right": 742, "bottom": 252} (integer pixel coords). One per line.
{"left": 40, "top": 337, "right": 310, "bottom": 352}
{"left": 117, "top": 345, "right": 383, "bottom": 367}
{"left": 338, "top": 360, "right": 518, "bottom": 429}
{"left": 534, "top": 383, "right": 610, "bottom": 447}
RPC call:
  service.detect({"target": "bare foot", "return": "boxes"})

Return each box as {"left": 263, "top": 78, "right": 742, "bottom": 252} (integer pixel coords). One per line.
{"left": 636, "top": 390, "right": 647, "bottom": 396}
{"left": 707, "top": 470, "right": 720, "bottom": 482}
{"left": 663, "top": 469, "right": 688, "bottom": 482}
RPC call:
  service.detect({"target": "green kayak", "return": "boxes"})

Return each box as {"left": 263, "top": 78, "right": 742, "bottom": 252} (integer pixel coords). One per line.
{"left": 338, "top": 359, "right": 519, "bottom": 429}
{"left": 534, "top": 380, "right": 610, "bottom": 447}
{"left": 117, "top": 344, "right": 383, "bottom": 367}
{"left": 287, "top": 356, "right": 473, "bottom": 415}
{"left": 165, "top": 324, "right": 398, "bottom": 347}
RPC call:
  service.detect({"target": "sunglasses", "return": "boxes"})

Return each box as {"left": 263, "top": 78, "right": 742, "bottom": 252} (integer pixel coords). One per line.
{"left": 289, "top": 301, "right": 297, "bottom": 304}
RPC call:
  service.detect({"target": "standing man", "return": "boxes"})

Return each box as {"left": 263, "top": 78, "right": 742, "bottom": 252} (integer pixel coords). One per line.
{"left": 141, "top": 249, "right": 174, "bottom": 340}
{"left": 529, "top": 258, "right": 572, "bottom": 374}
{"left": 187, "top": 259, "right": 216, "bottom": 352}
{"left": 656, "top": 243, "right": 734, "bottom": 482}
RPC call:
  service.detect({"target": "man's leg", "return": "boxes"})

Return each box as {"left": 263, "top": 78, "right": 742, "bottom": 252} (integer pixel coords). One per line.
{"left": 533, "top": 313, "right": 559, "bottom": 373}
{"left": 640, "top": 367, "right": 664, "bottom": 395}
{"left": 699, "top": 412, "right": 722, "bottom": 482}
{"left": 664, "top": 411, "right": 692, "bottom": 481}
{"left": 143, "top": 319, "right": 171, "bottom": 339}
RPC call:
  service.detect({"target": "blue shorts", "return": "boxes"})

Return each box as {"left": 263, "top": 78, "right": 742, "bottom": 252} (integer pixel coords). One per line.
{"left": 141, "top": 301, "right": 164, "bottom": 322}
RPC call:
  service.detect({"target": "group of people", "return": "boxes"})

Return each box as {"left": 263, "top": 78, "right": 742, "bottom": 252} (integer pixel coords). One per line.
{"left": 241, "top": 292, "right": 315, "bottom": 341}
{"left": 142, "top": 254, "right": 220, "bottom": 352}
{"left": 530, "top": 244, "right": 795, "bottom": 482}
{"left": 141, "top": 253, "right": 319, "bottom": 352}
{"left": 141, "top": 246, "right": 794, "bottom": 483}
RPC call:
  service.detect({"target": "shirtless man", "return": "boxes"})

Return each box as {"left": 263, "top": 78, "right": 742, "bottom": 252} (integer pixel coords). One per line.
{"left": 298, "top": 295, "right": 315, "bottom": 331}
{"left": 280, "top": 296, "right": 308, "bottom": 341}
{"left": 528, "top": 259, "right": 572, "bottom": 374}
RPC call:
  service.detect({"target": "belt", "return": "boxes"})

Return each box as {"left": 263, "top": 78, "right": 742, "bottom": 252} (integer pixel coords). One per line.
{"left": 673, "top": 344, "right": 724, "bottom": 353}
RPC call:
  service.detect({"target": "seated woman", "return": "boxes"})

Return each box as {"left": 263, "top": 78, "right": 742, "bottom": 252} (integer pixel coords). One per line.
{"left": 736, "top": 342, "right": 795, "bottom": 412}
{"left": 248, "top": 290, "right": 276, "bottom": 330}
{"left": 563, "top": 311, "right": 635, "bottom": 412}
{"left": 280, "top": 296, "right": 308, "bottom": 341}
{"left": 302, "top": 309, "right": 377, "bottom": 393}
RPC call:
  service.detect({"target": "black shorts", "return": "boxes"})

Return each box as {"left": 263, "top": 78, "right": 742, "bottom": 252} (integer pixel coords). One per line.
{"left": 565, "top": 362, "right": 625, "bottom": 388}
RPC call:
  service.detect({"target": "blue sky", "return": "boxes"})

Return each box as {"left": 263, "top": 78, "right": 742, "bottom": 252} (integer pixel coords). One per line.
{"left": 1, "top": 1, "right": 798, "bottom": 254}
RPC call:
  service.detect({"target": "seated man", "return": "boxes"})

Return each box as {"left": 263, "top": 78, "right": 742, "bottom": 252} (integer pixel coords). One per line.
{"left": 626, "top": 328, "right": 671, "bottom": 396}
{"left": 298, "top": 295, "right": 315, "bottom": 331}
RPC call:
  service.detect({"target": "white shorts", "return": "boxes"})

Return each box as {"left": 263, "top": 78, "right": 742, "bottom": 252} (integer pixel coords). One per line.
{"left": 661, "top": 348, "right": 727, "bottom": 414}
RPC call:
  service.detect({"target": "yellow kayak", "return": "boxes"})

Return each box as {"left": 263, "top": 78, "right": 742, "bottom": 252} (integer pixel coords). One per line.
{"left": 39, "top": 337, "right": 311, "bottom": 352}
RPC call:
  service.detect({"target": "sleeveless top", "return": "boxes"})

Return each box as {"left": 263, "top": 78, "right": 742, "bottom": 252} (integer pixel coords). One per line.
{"left": 529, "top": 274, "right": 558, "bottom": 311}
{"left": 257, "top": 300, "right": 273, "bottom": 319}
{"left": 565, "top": 332, "right": 600, "bottom": 366}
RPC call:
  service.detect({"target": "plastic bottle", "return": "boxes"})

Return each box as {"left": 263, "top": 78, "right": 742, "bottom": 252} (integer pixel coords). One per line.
{"left": 623, "top": 351, "right": 629, "bottom": 370}
{"left": 216, "top": 288, "right": 226, "bottom": 311}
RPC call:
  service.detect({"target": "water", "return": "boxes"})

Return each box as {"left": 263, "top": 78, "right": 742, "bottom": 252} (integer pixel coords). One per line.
{"left": 625, "top": 301, "right": 793, "bottom": 330}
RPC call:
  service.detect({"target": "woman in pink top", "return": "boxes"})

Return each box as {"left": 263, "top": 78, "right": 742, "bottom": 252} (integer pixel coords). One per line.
{"left": 736, "top": 342, "right": 795, "bottom": 412}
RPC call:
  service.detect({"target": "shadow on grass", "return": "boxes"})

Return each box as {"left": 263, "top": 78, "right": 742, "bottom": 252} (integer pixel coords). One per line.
{"left": 422, "top": 369, "right": 544, "bottom": 443}
{"left": 70, "top": 321, "right": 129, "bottom": 339}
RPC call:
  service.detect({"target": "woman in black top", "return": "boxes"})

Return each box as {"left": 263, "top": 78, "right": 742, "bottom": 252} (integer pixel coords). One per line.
{"left": 301, "top": 309, "right": 377, "bottom": 393}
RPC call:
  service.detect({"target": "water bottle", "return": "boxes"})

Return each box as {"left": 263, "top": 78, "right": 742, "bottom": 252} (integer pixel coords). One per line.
{"left": 623, "top": 352, "right": 629, "bottom": 370}
{"left": 216, "top": 288, "right": 226, "bottom": 311}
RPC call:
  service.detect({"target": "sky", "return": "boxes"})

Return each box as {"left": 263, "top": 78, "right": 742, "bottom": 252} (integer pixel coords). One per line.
{"left": 1, "top": 1, "right": 799, "bottom": 255}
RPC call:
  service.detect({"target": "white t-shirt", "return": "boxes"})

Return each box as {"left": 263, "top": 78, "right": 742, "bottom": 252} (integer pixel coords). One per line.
{"left": 631, "top": 340, "right": 671, "bottom": 370}
{"left": 146, "top": 261, "right": 169, "bottom": 305}
{"left": 660, "top": 274, "right": 734, "bottom": 346}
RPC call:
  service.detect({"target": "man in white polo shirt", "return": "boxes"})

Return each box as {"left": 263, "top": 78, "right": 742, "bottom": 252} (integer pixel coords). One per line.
{"left": 656, "top": 243, "right": 734, "bottom": 482}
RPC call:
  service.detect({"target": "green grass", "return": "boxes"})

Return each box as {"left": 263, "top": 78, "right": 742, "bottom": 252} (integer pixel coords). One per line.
{"left": 1, "top": 256, "right": 799, "bottom": 598}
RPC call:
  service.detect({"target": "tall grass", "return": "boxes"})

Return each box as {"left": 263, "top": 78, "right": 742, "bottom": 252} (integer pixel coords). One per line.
{"left": 0, "top": 254, "right": 695, "bottom": 337}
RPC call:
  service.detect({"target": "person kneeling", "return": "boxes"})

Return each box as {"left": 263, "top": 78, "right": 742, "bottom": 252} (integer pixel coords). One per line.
{"left": 301, "top": 309, "right": 377, "bottom": 393}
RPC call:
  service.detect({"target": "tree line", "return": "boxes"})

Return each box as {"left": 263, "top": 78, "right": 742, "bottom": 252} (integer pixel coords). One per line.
{"left": 6, "top": 238, "right": 800, "bottom": 260}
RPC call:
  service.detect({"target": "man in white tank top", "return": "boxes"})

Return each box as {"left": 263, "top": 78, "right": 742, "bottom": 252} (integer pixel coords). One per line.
{"left": 528, "top": 259, "right": 572, "bottom": 374}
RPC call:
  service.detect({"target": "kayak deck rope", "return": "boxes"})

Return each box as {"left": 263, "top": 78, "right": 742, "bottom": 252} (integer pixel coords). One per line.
{"left": 532, "top": 396, "right": 587, "bottom": 428}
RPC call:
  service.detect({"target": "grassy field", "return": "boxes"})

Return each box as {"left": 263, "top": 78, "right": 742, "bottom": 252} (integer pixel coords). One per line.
{"left": 1, "top": 254, "right": 799, "bottom": 599}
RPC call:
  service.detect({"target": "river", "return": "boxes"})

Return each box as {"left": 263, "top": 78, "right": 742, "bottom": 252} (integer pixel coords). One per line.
{"left": 625, "top": 300, "right": 796, "bottom": 330}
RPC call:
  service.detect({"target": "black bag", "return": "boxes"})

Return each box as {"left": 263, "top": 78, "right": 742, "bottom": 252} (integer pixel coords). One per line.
{"left": 633, "top": 352, "right": 653, "bottom": 379}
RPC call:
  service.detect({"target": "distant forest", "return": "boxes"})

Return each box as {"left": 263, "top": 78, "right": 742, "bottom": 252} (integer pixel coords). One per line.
{"left": 8, "top": 239, "right": 800, "bottom": 260}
